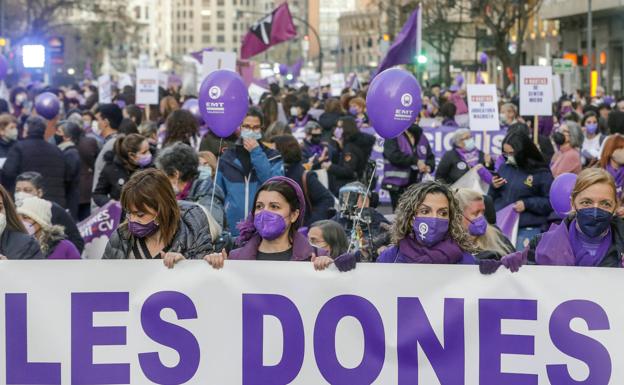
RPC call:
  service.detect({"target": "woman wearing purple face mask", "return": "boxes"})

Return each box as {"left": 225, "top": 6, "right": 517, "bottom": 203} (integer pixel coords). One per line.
{"left": 377, "top": 181, "right": 479, "bottom": 264}
{"left": 580, "top": 111, "right": 604, "bottom": 167}
{"left": 347, "top": 97, "right": 369, "bottom": 129}
{"left": 93, "top": 133, "right": 154, "bottom": 207}
{"left": 204, "top": 177, "right": 356, "bottom": 271}
{"left": 456, "top": 188, "right": 514, "bottom": 260}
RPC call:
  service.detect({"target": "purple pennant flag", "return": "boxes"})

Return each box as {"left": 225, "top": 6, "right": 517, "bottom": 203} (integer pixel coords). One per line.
{"left": 240, "top": 2, "right": 297, "bottom": 59}
{"left": 190, "top": 47, "right": 214, "bottom": 63}
{"left": 289, "top": 58, "right": 303, "bottom": 79}
{"left": 496, "top": 204, "right": 519, "bottom": 247}
{"left": 376, "top": 6, "right": 421, "bottom": 75}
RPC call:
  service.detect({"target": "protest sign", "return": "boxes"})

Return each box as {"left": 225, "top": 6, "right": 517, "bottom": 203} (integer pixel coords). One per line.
{"left": 135, "top": 68, "right": 160, "bottom": 105}
{"left": 202, "top": 51, "right": 236, "bottom": 77}
{"left": 78, "top": 201, "right": 122, "bottom": 259}
{"left": 330, "top": 73, "right": 346, "bottom": 97}
{"left": 467, "top": 84, "right": 499, "bottom": 132}
{"left": 97, "top": 74, "right": 112, "bottom": 104}
{"left": 248, "top": 83, "right": 269, "bottom": 105}
{"left": 496, "top": 203, "right": 519, "bottom": 247}
{"left": 519, "top": 66, "right": 553, "bottom": 116}
{"left": 1, "top": 260, "right": 621, "bottom": 384}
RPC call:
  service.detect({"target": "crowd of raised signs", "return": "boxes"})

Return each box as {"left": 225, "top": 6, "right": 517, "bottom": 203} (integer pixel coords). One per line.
{"left": 0, "top": 78, "right": 623, "bottom": 273}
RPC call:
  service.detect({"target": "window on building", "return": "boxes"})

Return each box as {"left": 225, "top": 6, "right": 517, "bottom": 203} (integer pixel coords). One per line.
{"left": 233, "top": 23, "right": 237, "bottom": 30}
{"left": 217, "top": 0, "right": 224, "bottom": 5}
{"left": 190, "top": 36, "right": 193, "bottom": 43}
{"left": 217, "top": 35, "right": 225, "bottom": 43}
{"left": 232, "top": 35, "right": 237, "bottom": 43}
{"left": 134, "top": 6, "right": 140, "bottom": 19}
{"left": 202, "top": 22, "right": 210, "bottom": 30}
{"left": 217, "top": 10, "right": 225, "bottom": 18}
{"left": 217, "top": 22, "right": 224, "bottom": 30}
{"left": 203, "top": 35, "right": 211, "bottom": 43}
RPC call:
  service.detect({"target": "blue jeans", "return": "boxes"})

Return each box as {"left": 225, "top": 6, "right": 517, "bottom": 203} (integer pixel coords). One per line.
{"left": 516, "top": 227, "right": 542, "bottom": 251}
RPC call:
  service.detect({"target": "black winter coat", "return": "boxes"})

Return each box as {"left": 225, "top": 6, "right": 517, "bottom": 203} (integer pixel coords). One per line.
{"left": 436, "top": 148, "right": 487, "bottom": 185}
{"left": 327, "top": 132, "right": 375, "bottom": 195}
{"left": 3, "top": 137, "right": 67, "bottom": 207}
{"left": 92, "top": 152, "right": 133, "bottom": 207}
{"left": 77, "top": 136, "right": 99, "bottom": 205}
{"left": 60, "top": 144, "right": 81, "bottom": 219}
{"left": 0, "top": 229, "right": 43, "bottom": 259}
{"left": 51, "top": 202, "right": 84, "bottom": 253}
{"left": 285, "top": 162, "right": 335, "bottom": 226}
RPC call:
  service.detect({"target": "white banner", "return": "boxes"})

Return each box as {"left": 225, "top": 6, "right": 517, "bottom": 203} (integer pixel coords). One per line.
{"left": 467, "top": 84, "right": 499, "bottom": 132}
{"left": 97, "top": 74, "right": 112, "bottom": 104}
{"left": 520, "top": 66, "right": 553, "bottom": 116}
{"left": 0, "top": 261, "right": 620, "bottom": 384}
{"left": 136, "top": 68, "right": 160, "bottom": 105}
{"left": 202, "top": 51, "right": 236, "bottom": 78}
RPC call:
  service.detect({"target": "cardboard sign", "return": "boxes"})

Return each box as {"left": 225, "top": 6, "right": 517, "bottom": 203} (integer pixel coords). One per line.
{"left": 135, "top": 68, "right": 160, "bottom": 105}
{"left": 248, "top": 83, "right": 269, "bottom": 105}
{"left": 202, "top": 51, "right": 236, "bottom": 77}
{"left": 520, "top": 66, "right": 553, "bottom": 116}
{"left": 97, "top": 74, "right": 112, "bottom": 104}
{"left": 467, "top": 84, "right": 500, "bottom": 132}
{"left": 553, "top": 58, "right": 574, "bottom": 74}
{"left": 330, "top": 73, "right": 346, "bottom": 97}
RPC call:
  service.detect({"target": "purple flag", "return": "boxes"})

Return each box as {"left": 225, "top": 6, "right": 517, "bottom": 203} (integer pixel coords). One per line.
{"left": 376, "top": 6, "right": 421, "bottom": 75}
{"left": 289, "top": 58, "right": 304, "bottom": 79}
{"left": 476, "top": 70, "right": 484, "bottom": 84}
{"left": 78, "top": 201, "right": 122, "bottom": 259}
{"left": 496, "top": 204, "right": 519, "bottom": 247}
{"left": 190, "top": 47, "right": 214, "bottom": 63}
{"left": 240, "top": 2, "right": 297, "bottom": 59}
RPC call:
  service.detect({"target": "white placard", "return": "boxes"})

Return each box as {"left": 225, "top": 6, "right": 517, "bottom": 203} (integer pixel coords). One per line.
{"left": 467, "top": 84, "right": 500, "bottom": 132}
{"left": 330, "top": 73, "right": 346, "bottom": 97}
{"left": 135, "top": 68, "right": 160, "bottom": 105}
{"left": 248, "top": 83, "right": 269, "bottom": 105}
{"left": 202, "top": 51, "right": 237, "bottom": 78}
{"left": 520, "top": 66, "right": 553, "bottom": 116}
{"left": 97, "top": 74, "right": 112, "bottom": 104}
{"left": 553, "top": 74, "right": 563, "bottom": 99}
{"left": 118, "top": 73, "right": 133, "bottom": 89}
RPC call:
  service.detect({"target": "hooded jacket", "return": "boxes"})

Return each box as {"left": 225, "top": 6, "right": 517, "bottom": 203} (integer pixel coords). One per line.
{"left": 327, "top": 132, "right": 375, "bottom": 195}
{"left": 183, "top": 174, "right": 225, "bottom": 228}
{"left": 103, "top": 201, "right": 214, "bottom": 259}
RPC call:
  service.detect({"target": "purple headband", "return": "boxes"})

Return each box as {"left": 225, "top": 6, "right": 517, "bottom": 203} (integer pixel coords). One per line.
{"left": 236, "top": 176, "right": 307, "bottom": 244}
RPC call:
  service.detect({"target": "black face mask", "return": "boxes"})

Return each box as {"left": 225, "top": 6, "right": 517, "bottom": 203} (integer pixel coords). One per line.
{"left": 408, "top": 124, "right": 421, "bottom": 136}
{"left": 54, "top": 134, "right": 64, "bottom": 145}
{"left": 552, "top": 132, "right": 565, "bottom": 146}
{"left": 310, "top": 134, "right": 321, "bottom": 145}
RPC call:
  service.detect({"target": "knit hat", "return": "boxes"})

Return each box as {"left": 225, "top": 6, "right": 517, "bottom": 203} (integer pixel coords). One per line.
{"left": 16, "top": 197, "right": 52, "bottom": 228}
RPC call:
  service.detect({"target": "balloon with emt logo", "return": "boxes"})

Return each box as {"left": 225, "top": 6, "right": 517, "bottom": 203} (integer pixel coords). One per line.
{"left": 366, "top": 68, "right": 422, "bottom": 139}
{"left": 182, "top": 98, "right": 203, "bottom": 123}
{"left": 34, "top": 92, "right": 60, "bottom": 120}
{"left": 198, "top": 70, "right": 248, "bottom": 138}
{"left": 549, "top": 172, "right": 577, "bottom": 218}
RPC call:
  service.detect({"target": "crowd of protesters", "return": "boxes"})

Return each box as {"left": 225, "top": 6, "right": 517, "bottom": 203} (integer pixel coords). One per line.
{"left": 0, "top": 76, "right": 623, "bottom": 274}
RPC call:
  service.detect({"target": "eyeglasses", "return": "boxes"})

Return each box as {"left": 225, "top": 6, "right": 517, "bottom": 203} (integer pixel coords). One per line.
{"left": 241, "top": 124, "right": 262, "bottom": 131}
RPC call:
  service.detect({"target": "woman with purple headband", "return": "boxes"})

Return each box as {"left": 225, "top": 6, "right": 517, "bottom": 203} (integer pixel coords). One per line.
{"left": 204, "top": 176, "right": 355, "bottom": 271}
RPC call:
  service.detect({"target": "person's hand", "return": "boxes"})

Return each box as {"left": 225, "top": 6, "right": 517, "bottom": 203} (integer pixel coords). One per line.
{"left": 0, "top": 255, "right": 7, "bottom": 260}
{"left": 473, "top": 164, "right": 484, "bottom": 171}
{"left": 163, "top": 252, "right": 185, "bottom": 269}
{"left": 243, "top": 138, "right": 259, "bottom": 152}
{"left": 204, "top": 249, "right": 227, "bottom": 269}
{"left": 313, "top": 255, "right": 334, "bottom": 271}
{"left": 417, "top": 160, "right": 427, "bottom": 173}
{"left": 617, "top": 207, "right": 624, "bottom": 217}
{"left": 492, "top": 176, "right": 507, "bottom": 188}
{"left": 514, "top": 200, "right": 526, "bottom": 213}
{"left": 479, "top": 259, "right": 502, "bottom": 275}
{"left": 334, "top": 253, "right": 357, "bottom": 272}
{"left": 501, "top": 251, "right": 526, "bottom": 273}
{"left": 484, "top": 153, "right": 492, "bottom": 166}
{"left": 321, "top": 161, "right": 331, "bottom": 170}
{"left": 318, "top": 148, "right": 329, "bottom": 163}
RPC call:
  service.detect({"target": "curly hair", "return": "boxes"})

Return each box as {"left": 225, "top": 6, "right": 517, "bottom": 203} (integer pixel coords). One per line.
{"left": 390, "top": 181, "right": 479, "bottom": 253}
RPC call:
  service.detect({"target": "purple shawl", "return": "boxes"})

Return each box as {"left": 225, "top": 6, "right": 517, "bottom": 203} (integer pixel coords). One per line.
{"left": 568, "top": 220, "right": 612, "bottom": 266}
{"left": 457, "top": 148, "right": 492, "bottom": 184}
{"left": 229, "top": 232, "right": 315, "bottom": 261}
{"left": 606, "top": 163, "right": 624, "bottom": 197}
{"left": 393, "top": 234, "right": 464, "bottom": 264}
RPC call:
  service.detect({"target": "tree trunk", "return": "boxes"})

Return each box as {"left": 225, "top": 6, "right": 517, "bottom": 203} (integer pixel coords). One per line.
{"left": 442, "top": 51, "right": 452, "bottom": 87}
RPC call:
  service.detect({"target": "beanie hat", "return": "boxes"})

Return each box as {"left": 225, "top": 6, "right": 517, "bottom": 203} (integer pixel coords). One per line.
{"left": 16, "top": 197, "right": 52, "bottom": 228}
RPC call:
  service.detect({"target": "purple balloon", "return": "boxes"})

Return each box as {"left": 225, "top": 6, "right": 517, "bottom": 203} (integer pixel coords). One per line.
{"left": 366, "top": 68, "right": 422, "bottom": 139}
{"left": 0, "top": 55, "right": 8, "bottom": 81}
{"left": 455, "top": 73, "right": 464, "bottom": 87}
{"left": 198, "top": 70, "right": 248, "bottom": 138}
{"left": 34, "top": 92, "right": 60, "bottom": 120}
{"left": 549, "top": 173, "right": 577, "bottom": 218}
{"left": 182, "top": 98, "right": 203, "bottom": 123}
{"left": 279, "top": 63, "right": 288, "bottom": 76}
{"left": 479, "top": 52, "right": 488, "bottom": 65}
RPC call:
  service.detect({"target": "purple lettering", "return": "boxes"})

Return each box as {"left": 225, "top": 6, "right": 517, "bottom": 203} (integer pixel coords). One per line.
{"left": 547, "top": 300, "right": 611, "bottom": 385}
{"left": 397, "top": 298, "right": 464, "bottom": 385}
{"left": 313, "top": 295, "right": 385, "bottom": 384}
{"left": 242, "top": 294, "right": 304, "bottom": 385}
{"left": 479, "top": 299, "right": 538, "bottom": 385}
{"left": 138, "top": 291, "right": 200, "bottom": 384}
{"left": 71, "top": 292, "right": 130, "bottom": 384}
{"left": 6, "top": 293, "right": 61, "bottom": 384}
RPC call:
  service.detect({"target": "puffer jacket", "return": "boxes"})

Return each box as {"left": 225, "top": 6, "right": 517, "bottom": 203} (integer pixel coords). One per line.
{"left": 0, "top": 229, "right": 43, "bottom": 259}
{"left": 183, "top": 174, "right": 225, "bottom": 228}
{"left": 102, "top": 201, "right": 214, "bottom": 259}
{"left": 39, "top": 224, "right": 80, "bottom": 259}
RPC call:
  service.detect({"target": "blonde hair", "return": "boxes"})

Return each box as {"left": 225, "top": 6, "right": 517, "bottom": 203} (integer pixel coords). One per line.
{"left": 571, "top": 168, "right": 616, "bottom": 204}
{"left": 455, "top": 188, "right": 514, "bottom": 256}
{"left": 391, "top": 182, "right": 478, "bottom": 253}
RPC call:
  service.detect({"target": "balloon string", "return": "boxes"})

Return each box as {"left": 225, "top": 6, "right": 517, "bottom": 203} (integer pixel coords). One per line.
{"left": 209, "top": 138, "right": 224, "bottom": 216}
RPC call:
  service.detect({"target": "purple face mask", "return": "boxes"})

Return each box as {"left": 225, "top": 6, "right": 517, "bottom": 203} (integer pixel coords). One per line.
{"left": 348, "top": 106, "right": 359, "bottom": 116}
{"left": 254, "top": 210, "right": 287, "bottom": 240}
{"left": 586, "top": 122, "right": 598, "bottom": 134}
{"left": 137, "top": 153, "right": 152, "bottom": 168}
{"left": 467, "top": 215, "right": 488, "bottom": 236}
{"left": 128, "top": 219, "right": 159, "bottom": 238}
{"left": 334, "top": 127, "right": 343, "bottom": 140}
{"left": 413, "top": 217, "right": 449, "bottom": 247}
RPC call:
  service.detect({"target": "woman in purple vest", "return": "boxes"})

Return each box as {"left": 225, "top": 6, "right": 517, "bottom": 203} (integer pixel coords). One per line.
{"left": 204, "top": 176, "right": 356, "bottom": 271}
{"left": 377, "top": 181, "right": 478, "bottom": 264}
{"left": 480, "top": 168, "right": 624, "bottom": 273}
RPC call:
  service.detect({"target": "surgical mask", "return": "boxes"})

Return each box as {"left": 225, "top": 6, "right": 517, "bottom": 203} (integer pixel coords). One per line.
{"left": 334, "top": 127, "right": 343, "bottom": 140}
{"left": 92, "top": 121, "right": 101, "bottom": 136}
{"left": 348, "top": 106, "right": 358, "bottom": 116}
{"left": 171, "top": 182, "right": 180, "bottom": 195}
{"left": 15, "top": 94, "right": 26, "bottom": 106}
{"left": 54, "top": 134, "right": 64, "bottom": 145}
{"left": 4, "top": 127, "right": 17, "bottom": 141}
{"left": 412, "top": 217, "right": 449, "bottom": 247}
{"left": 560, "top": 106, "right": 573, "bottom": 116}
{"left": 506, "top": 155, "right": 517, "bottom": 166}
{"left": 576, "top": 207, "right": 613, "bottom": 238}
{"left": 586, "top": 122, "right": 598, "bottom": 134}
{"left": 500, "top": 114, "right": 507, "bottom": 124}
{"left": 467, "top": 215, "right": 488, "bottom": 236}
{"left": 198, "top": 165, "right": 213, "bottom": 180}
{"left": 254, "top": 210, "right": 287, "bottom": 240}
{"left": 128, "top": 219, "right": 159, "bottom": 238}
{"left": 14, "top": 191, "right": 35, "bottom": 206}
{"left": 22, "top": 220, "right": 36, "bottom": 236}
{"left": 137, "top": 153, "right": 152, "bottom": 168}
{"left": 611, "top": 149, "right": 624, "bottom": 165}
{"left": 241, "top": 129, "right": 262, "bottom": 141}
{"left": 463, "top": 138, "right": 476, "bottom": 151}
{"left": 290, "top": 107, "right": 299, "bottom": 117}
{"left": 310, "top": 134, "right": 321, "bottom": 145}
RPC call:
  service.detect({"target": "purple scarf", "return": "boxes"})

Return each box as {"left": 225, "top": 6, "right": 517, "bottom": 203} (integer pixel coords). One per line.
{"left": 568, "top": 220, "right": 612, "bottom": 266}
{"left": 606, "top": 163, "right": 624, "bottom": 197}
{"left": 396, "top": 234, "right": 464, "bottom": 264}
{"left": 456, "top": 148, "right": 480, "bottom": 167}
{"left": 294, "top": 114, "right": 310, "bottom": 129}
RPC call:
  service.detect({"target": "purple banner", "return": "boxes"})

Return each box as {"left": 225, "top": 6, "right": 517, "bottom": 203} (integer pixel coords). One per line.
{"left": 78, "top": 201, "right": 122, "bottom": 259}
{"left": 496, "top": 203, "right": 519, "bottom": 245}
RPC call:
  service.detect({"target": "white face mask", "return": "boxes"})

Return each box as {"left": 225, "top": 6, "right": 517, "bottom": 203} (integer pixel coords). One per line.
{"left": 4, "top": 127, "right": 18, "bottom": 141}
{"left": 14, "top": 191, "right": 35, "bottom": 207}
{"left": 0, "top": 213, "right": 6, "bottom": 235}
{"left": 92, "top": 120, "right": 101, "bottom": 136}
{"left": 290, "top": 107, "right": 299, "bottom": 117}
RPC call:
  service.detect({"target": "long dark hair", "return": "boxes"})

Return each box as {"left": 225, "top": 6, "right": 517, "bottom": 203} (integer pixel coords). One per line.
{"left": 252, "top": 180, "right": 302, "bottom": 240}
{"left": 114, "top": 133, "right": 147, "bottom": 171}
{"left": 502, "top": 130, "right": 548, "bottom": 171}
{"left": 164, "top": 109, "right": 198, "bottom": 147}
{"left": 339, "top": 116, "right": 359, "bottom": 142}
{"left": 0, "top": 185, "right": 27, "bottom": 233}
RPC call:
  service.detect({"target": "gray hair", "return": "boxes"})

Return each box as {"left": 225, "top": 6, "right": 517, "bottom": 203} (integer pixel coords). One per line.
{"left": 452, "top": 128, "right": 471, "bottom": 146}
{"left": 501, "top": 103, "right": 518, "bottom": 115}
{"left": 304, "top": 121, "right": 322, "bottom": 135}
{"left": 309, "top": 220, "right": 349, "bottom": 258}
{"left": 563, "top": 120, "right": 584, "bottom": 148}
{"left": 155, "top": 142, "right": 199, "bottom": 182}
